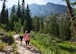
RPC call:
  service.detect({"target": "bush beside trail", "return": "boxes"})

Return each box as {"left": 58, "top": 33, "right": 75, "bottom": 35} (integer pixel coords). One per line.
{"left": 0, "top": 29, "right": 17, "bottom": 54}
{"left": 30, "top": 31, "right": 76, "bottom": 54}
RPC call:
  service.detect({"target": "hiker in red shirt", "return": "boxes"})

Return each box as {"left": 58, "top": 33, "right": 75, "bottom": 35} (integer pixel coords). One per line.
{"left": 24, "top": 30, "right": 30, "bottom": 48}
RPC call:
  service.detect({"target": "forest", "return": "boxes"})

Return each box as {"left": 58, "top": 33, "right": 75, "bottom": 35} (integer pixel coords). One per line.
{"left": 0, "top": 0, "right": 76, "bottom": 54}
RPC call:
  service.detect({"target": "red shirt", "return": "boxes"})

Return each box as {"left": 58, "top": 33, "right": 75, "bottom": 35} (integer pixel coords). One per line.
{"left": 24, "top": 33, "right": 30, "bottom": 41}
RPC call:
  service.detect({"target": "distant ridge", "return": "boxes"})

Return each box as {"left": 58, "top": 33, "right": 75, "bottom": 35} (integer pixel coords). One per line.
{"left": 29, "top": 2, "right": 67, "bottom": 17}
{"left": 8, "top": 2, "right": 67, "bottom": 17}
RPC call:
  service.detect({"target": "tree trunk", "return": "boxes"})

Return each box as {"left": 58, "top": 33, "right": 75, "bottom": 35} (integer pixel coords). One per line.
{"left": 65, "top": 0, "right": 76, "bottom": 37}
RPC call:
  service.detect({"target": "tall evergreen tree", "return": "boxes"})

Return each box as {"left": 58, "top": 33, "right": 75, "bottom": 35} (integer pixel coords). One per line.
{"left": 16, "top": 0, "right": 21, "bottom": 21}
{"left": 10, "top": 5, "right": 16, "bottom": 30}
{"left": 65, "top": 17, "right": 71, "bottom": 40}
{"left": 14, "top": 18, "right": 22, "bottom": 33}
{"left": 65, "top": 0, "right": 76, "bottom": 37}
{"left": 5, "top": 9, "right": 11, "bottom": 31}
{"left": 25, "top": 4, "right": 33, "bottom": 32}
{"left": 59, "top": 16, "right": 71, "bottom": 41}
{"left": 0, "top": 0, "right": 7, "bottom": 24}
{"left": 32, "top": 16, "right": 40, "bottom": 32}
{"left": 0, "top": 13, "right": 1, "bottom": 24}
{"left": 23, "top": 19, "right": 27, "bottom": 32}
{"left": 59, "top": 17, "right": 66, "bottom": 41}
{"left": 49, "top": 15, "right": 58, "bottom": 36}
{"left": 44, "top": 18, "right": 49, "bottom": 33}
{"left": 5, "top": 9, "right": 8, "bottom": 23}
{"left": 40, "top": 19, "right": 44, "bottom": 33}
{"left": 21, "top": 0, "right": 25, "bottom": 24}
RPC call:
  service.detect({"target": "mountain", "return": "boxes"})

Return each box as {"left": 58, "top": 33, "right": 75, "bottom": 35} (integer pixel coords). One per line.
{"left": 29, "top": 2, "right": 67, "bottom": 17}
{"left": 8, "top": 2, "right": 67, "bottom": 17}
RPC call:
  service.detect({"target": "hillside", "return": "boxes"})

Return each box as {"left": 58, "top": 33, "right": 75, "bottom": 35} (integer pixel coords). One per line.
{"left": 8, "top": 2, "right": 67, "bottom": 17}
{"left": 29, "top": 2, "right": 67, "bottom": 17}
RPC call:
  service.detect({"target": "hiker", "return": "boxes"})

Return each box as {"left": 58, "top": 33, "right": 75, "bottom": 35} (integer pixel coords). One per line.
{"left": 24, "top": 30, "right": 30, "bottom": 48}
{"left": 19, "top": 33, "right": 23, "bottom": 45}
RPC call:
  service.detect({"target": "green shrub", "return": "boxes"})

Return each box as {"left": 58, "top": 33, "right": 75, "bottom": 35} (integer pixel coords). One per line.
{"left": 30, "top": 31, "right": 61, "bottom": 54}
{"left": 5, "top": 31, "right": 11, "bottom": 37}
{"left": 12, "top": 43, "right": 17, "bottom": 54}
{"left": 14, "top": 20, "right": 22, "bottom": 33}
{"left": 0, "top": 24, "right": 6, "bottom": 30}
{"left": 0, "top": 28, "right": 4, "bottom": 31}
{"left": 10, "top": 31, "right": 16, "bottom": 35}
{"left": 30, "top": 31, "right": 76, "bottom": 54}
{"left": 0, "top": 41, "right": 7, "bottom": 51}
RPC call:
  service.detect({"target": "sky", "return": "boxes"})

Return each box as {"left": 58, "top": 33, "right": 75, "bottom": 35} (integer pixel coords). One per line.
{"left": 0, "top": 0, "right": 66, "bottom": 11}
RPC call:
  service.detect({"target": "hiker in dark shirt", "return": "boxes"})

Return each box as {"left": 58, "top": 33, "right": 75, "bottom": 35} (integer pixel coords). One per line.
{"left": 19, "top": 33, "right": 23, "bottom": 45}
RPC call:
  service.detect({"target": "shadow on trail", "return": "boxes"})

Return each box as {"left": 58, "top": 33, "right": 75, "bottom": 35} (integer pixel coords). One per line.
{"left": 22, "top": 44, "right": 41, "bottom": 54}
{"left": 27, "top": 48, "right": 41, "bottom": 54}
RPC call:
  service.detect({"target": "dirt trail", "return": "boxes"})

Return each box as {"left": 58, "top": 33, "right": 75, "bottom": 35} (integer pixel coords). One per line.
{"left": 14, "top": 34, "right": 40, "bottom": 54}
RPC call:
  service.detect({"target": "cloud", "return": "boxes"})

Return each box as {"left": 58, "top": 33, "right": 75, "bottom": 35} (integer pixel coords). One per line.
{"left": 25, "top": 0, "right": 48, "bottom": 5}
{"left": 0, "top": 0, "right": 66, "bottom": 11}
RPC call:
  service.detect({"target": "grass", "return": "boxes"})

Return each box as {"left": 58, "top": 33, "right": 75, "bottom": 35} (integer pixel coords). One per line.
{"left": 30, "top": 31, "right": 61, "bottom": 54}
{"left": 0, "top": 41, "right": 7, "bottom": 51}
{"left": 30, "top": 31, "right": 76, "bottom": 54}
{"left": 11, "top": 43, "right": 17, "bottom": 54}
{"left": 57, "top": 42, "right": 76, "bottom": 54}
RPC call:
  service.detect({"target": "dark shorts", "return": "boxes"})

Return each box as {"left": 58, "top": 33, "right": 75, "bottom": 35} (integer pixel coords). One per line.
{"left": 25, "top": 40, "right": 29, "bottom": 45}
{"left": 20, "top": 36, "right": 23, "bottom": 41}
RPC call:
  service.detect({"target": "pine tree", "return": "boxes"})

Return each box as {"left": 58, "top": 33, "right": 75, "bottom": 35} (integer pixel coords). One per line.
{"left": 25, "top": 4, "right": 33, "bottom": 32}
{"left": 5, "top": 9, "right": 9, "bottom": 31}
{"left": 44, "top": 18, "right": 49, "bottom": 33}
{"left": 65, "top": 0, "right": 76, "bottom": 37}
{"left": 14, "top": 18, "right": 22, "bottom": 33}
{"left": 59, "top": 17, "right": 65, "bottom": 41}
{"left": 10, "top": 5, "right": 16, "bottom": 30}
{"left": 1, "top": 0, "right": 7, "bottom": 24}
{"left": 5, "top": 9, "right": 8, "bottom": 23}
{"left": 0, "top": 13, "right": 1, "bottom": 24}
{"left": 23, "top": 19, "right": 27, "bottom": 32}
{"left": 21, "top": 0, "right": 25, "bottom": 24}
{"left": 32, "top": 16, "right": 40, "bottom": 32}
{"left": 16, "top": 0, "right": 21, "bottom": 21}
{"left": 49, "top": 15, "right": 58, "bottom": 36}
{"left": 59, "top": 17, "right": 71, "bottom": 41}
{"left": 40, "top": 19, "right": 44, "bottom": 33}
{"left": 65, "top": 17, "right": 71, "bottom": 40}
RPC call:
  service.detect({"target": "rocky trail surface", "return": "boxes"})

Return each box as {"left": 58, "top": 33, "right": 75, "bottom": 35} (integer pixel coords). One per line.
{"left": 14, "top": 34, "right": 41, "bottom": 54}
